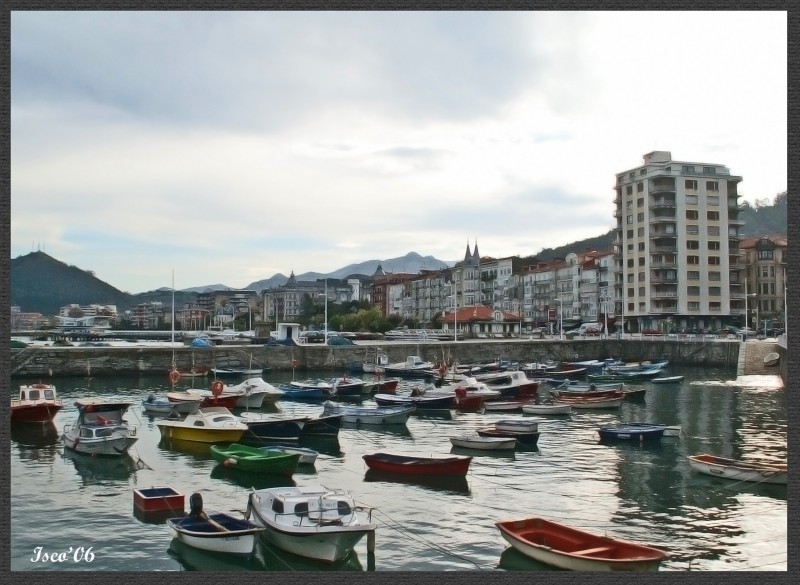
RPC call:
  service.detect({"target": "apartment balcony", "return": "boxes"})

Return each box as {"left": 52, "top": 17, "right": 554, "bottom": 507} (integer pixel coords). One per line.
{"left": 651, "top": 276, "right": 678, "bottom": 284}
{"left": 652, "top": 291, "right": 678, "bottom": 298}
{"left": 650, "top": 215, "right": 677, "bottom": 224}
{"left": 650, "top": 199, "right": 677, "bottom": 209}
{"left": 728, "top": 218, "right": 746, "bottom": 226}
{"left": 649, "top": 306, "right": 678, "bottom": 313}
{"left": 649, "top": 230, "right": 677, "bottom": 239}
{"left": 648, "top": 179, "right": 676, "bottom": 194}
{"left": 651, "top": 245, "right": 678, "bottom": 254}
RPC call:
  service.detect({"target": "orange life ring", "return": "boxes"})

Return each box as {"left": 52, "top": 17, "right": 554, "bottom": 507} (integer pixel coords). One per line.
{"left": 168, "top": 369, "right": 181, "bottom": 385}
{"left": 438, "top": 364, "right": 448, "bottom": 377}
{"left": 211, "top": 380, "right": 224, "bottom": 397}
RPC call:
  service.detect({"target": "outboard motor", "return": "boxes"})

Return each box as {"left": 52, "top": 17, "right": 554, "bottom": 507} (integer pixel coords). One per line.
{"left": 146, "top": 394, "right": 156, "bottom": 403}
{"left": 189, "top": 492, "right": 204, "bottom": 518}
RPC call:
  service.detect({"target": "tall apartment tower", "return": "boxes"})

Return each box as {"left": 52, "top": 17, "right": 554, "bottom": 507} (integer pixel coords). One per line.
{"left": 613, "top": 151, "right": 745, "bottom": 333}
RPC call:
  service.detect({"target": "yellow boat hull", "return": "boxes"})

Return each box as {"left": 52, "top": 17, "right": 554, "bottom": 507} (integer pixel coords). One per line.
{"left": 158, "top": 426, "right": 245, "bottom": 443}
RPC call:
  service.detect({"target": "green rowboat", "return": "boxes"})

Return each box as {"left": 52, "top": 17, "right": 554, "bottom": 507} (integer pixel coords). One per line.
{"left": 210, "top": 443, "right": 300, "bottom": 475}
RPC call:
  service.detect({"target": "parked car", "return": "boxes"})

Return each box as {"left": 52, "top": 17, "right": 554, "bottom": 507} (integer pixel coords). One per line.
{"left": 299, "top": 331, "right": 325, "bottom": 343}
{"left": 736, "top": 327, "right": 757, "bottom": 338}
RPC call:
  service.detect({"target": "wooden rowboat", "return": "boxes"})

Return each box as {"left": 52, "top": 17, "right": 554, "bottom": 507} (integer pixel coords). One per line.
{"left": 362, "top": 452, "right": 471, "bottom": 476}
{"left": 449, "top": 434, "right": 517, "bottom": 450}
{"left": 763, "top": 352, "right": 780, "bottom": 367}
{"left": 688, "top": 453, "right": 787, "bottom": 485}
{"left": 651, "top": 376, "right": 685, "bottom": 384}
{"left": 495, "top": 516, "right": 667, "bottom": 571}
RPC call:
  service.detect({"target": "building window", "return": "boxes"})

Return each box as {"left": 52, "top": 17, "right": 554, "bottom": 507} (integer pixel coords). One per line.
{"left": 637, "top": 212, "right": 644, "bottom": 222}
{"left": 626, "top": 185, "right": 633, "bottom": 195}
{"left": 707, "top": 195, "right": 719, "bottom": 206}
{"left": 707, "top": 211, "right": 720, "bottom": 221}
{"left": 706, "top": 181, "right": 719, "bottom": 191}
{"left": 637, "top": 227, "right": 645, "bottom": 237}
{"left": 627, "top": 259, "right": 634, "bottom": 268}
{"left": 638, "top": 272, "right": 645, "bottom": 281}
{"left": 683, "top": 166, "right": 696, "bottom": 173}
{"left": 637, "top": 197, "right": 644, "bottom": 207}
{"left": 709, "top": 301, "right": 721, "bottom": 312}
{"left": 639, "top": 287, "right": 645, "bottom": 296}
{"left": 638, "top": 257, "right": 645, "bottom": 266}
{"left": 687, "top": 286, "right": 700, "bottom": 296}
{"left": 639, "top": 302, "right": 646, "bottom": 312}
{"left": 709, "top": 286, "right": 721, "bottom": 296}
{"left": 688, "top": 301, "right": 700, "bottom": 311}
{"left": 687, "top": 271, "right": 700, "bottom": 280}
{"left": 686, "top": 194, "right": 698, "bottom": 205}
{"left": 626, "top": 200, "right": 633, "bottom": 209}
{"left": 686, "top": 225, "right": 699, "bottom": 235}
{"left": 686, "top": 210, "right": 699, "bottom": 220}
{"left": 709, "top": 271, "right": 721, "bottom": 281}
{"left": 638, "top": 242, "right": 646, "bottom": 251}
{"left": 687, "top": 256, "right": 700, "bottom": 264}
{"left": 687, "top": 240, "right": 700, "bottom": 250}
{"left": 685, "top": 179, "right": 698, "bottom": 189}
{"left": 627, "top": 288, "right": 634, "bottom": 298}
{"left": 703, "top": 166, "right": 716, "bottom": 174}
{"left": 637, "top": 183, "right": 644, "bottom": 193}
{"left": 708, "top": 241, "right": 720, "bottom": 250}
{"left": 640, "top": 168, "right": 647, "bottom": 175}
{"left": 626, "top": 215, "right": 633, "bottom": 224}
{"left": 758, "top": 250, "right": 774, "bottom": 260}
{"left": 627, "top": 243, "right": 634, "bottom": 252}
{"left": 628, "top": 302, "right": 635, "bottom": 312}
{"left": 708, "top": 226, "right": 720, "bottom": 236}
{"left": 627, "top": 229, "right": 634, "bottom": 239}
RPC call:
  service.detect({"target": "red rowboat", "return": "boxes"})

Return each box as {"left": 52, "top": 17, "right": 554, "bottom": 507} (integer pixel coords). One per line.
{"left": 496, "top": 516, "right": 668, "bottom": 571}
{"left": 362, "top": 452, "right": 471, "bottom": 476}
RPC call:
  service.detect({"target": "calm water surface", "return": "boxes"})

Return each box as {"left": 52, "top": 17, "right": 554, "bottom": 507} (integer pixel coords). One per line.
{"left": 9, "top": 364, "right": 787, "bottom": 571}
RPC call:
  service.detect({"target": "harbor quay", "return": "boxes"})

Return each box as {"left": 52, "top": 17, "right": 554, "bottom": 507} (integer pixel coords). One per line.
{"left": 9, "top": 337, "right": 782, "bottom": 379}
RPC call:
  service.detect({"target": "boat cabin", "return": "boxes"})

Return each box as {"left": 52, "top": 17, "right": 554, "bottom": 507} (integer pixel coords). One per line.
{"left": 19, "top": 384, "right": 58, "bottom": 403}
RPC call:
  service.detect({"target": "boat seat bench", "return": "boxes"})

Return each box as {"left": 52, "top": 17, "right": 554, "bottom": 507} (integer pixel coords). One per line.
{"left": 571, "top": 546, "right": 614, "bottom": 556}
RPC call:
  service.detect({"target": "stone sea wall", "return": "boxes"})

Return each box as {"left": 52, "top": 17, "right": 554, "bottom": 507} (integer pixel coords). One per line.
{"left": 9, "top": 339, "right": 743, "bottom": 378}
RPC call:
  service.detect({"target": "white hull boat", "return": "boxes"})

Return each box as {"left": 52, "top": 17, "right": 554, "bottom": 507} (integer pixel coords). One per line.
{"left": 62, "top": 399, "right": 138, "bottom": 456}
{"left": 521, "top": 403, "right": 572, "bottom": 415}
{"left": 322, "top": 401, "right": 414, "bottom": 425}
{"left": 449, "top": 434, "right": 517, "bottom": 450}
{"left": 247, "top": 485, "right": 376, "bottom": 563}
{"left": 688, "top": 454, "right": 787, "bottom": 484}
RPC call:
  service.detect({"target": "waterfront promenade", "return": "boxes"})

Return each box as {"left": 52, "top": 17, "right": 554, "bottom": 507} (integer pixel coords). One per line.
{"left": 10, "top": 335, "right": 783, "bottom": 379}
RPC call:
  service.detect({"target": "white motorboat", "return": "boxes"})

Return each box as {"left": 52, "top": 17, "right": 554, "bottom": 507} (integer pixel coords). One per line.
{"left": 156, "top": 407, "right": 248, "bottom": 443}
{"left": 62, "top": 399, "right": 139, "bottom": 456}
{"left": 688, "top": 454, "right": 787, "bottom": 485}
{"left": 322, "top": 401, "right": 414, "bottom": 425}
{"left": 222, "top": 378, "right": 284, "bottom": 407}
{"left": 142, "top": 393, "right": 201, "bottom": 415}
{"left": 246, "top": 485, "right": 376, "bottom": 563}
{"left": 521, "top": 403, "right": 572, "bottom": 415}
{"left": 494, "top": 418, "right": 542, "bottom": 433}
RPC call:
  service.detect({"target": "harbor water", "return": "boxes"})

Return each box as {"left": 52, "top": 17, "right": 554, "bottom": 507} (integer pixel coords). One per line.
{"left": 9, "top": 365, "right": 787, "bottom": 571}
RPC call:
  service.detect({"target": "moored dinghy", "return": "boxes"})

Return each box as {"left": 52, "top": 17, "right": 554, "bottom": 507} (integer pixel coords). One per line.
{"left": 62, "top": 399, "right": 139, "bottom": 456}
{"left": 449, "top": 434, "right": 517, "bottom": 450}
{"left": 362, "top": 452, "right": 472, "bottom": 476}
{"left": 495, "top": 516, "right": 668, "bottom": 571}
{"left": 688, "top": 453, "right": 787, "bottom": 485}
{"left": 11, "top": 383, "right": 63, "bottom": 423}
{"left": 597, "top": 424, "right": 666, "bottom": 442}
{"left": 167, "top": 492, "right": 264, "bottom": 556}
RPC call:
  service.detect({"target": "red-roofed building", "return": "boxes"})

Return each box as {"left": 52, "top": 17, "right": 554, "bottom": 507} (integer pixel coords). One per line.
{"left": 440, "top": 305, "right": 521, "bottom": 338}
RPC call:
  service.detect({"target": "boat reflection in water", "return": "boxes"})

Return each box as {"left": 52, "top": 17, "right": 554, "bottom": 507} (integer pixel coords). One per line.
{"left": 62, "top": 449, "right": 140, "bottom": 484}
{"left": 12, "top": 421, "right": 60, "bottom": 448}
{"left": 497, "top": 546, "right": 558, "bottom": 571}
{"left": 299, "top": 436, "right": 343, "bottom": 458}
{"left": 167, "top": 538, "right": 266, "bottom": 572}
{"left": 363, "top": 469, "right": 470, "bottom": 495}
{"left": 209, "top": 464, "right": 298, "bottom": 490}
{"left": 158, "top": 437, "right": 213, "bottom": 461}
{"left": 258, "top": 540, "right": 371, "bottom": 572}
{"left": 449, "top": 445, "right": 516, "bottom": 461}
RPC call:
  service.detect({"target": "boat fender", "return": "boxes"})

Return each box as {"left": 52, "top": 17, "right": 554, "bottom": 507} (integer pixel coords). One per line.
{"left": 224, "top": 457, "right": 237, "bottom": 467}
{"left": 189, "top": 492, "right": 204, "bottom": 517}
{"left": 211, "top": 381, "right": 224, "bottom": 397}
{"left": 168, "top": 370, "right": 180, "bottom": 385}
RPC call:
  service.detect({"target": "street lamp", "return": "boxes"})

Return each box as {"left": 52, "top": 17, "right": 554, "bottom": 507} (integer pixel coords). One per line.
{"left": 600, "top": 295, "right": 609, "bottom": 339}
{"left": 555, "top": 298, "right": 563, "bottom": 340}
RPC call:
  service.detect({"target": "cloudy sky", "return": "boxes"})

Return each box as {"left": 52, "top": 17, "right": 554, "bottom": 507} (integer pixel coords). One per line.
{"left": 10, "top": 11, "right": 787, "bottom": 294}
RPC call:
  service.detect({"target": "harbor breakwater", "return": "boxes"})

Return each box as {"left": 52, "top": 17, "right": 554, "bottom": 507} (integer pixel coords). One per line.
{"left": 9, "top": 338, "right": 745, "bottom": 378}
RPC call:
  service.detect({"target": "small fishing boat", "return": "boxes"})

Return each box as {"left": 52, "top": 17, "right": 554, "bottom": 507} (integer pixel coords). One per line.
{"left": 210, "top": 443, "right": 301, "bottom": 475}
{"left": 598, "top": 424, "right": 665, "bottom": 442}
{"left": 362, "top": 452, "right": 472, "bottom": 476}
{"left": 62, "top": 399, "right": 139, "bottom": 456}
{"left": 281, "top": 385, "right": 326, "bottom": 400}
{"left": 168, "top": 387, "right": 240, "bottom": 410}
{"left": 473, "top": 370, "right": 540, "bottom": 399}
{"left": 221, "top": 378, "right": 284, "bottom": 407}
{"left": 322, "top": 401, "right": 415, "bottom": 425}
{"left": 494, "top": 418, "right": 542, "bottom": 433}
{"left": 383, "top": 355, "right": 436, "bottom": 378}
{"left": 133, "top": 486, "right": 185, "bottom": 514}
{"left": 329, "top": 377, "right": 367, "bottom": 397}
{"left": 177, "top": 364, "right": 210, "bottom": 378}
{"left": 482, "top": 399, "right": 535, "bottom": 412}
{"left": 449, "top": 434, "right": 517, "bottom": 450}
{"left": 239, "top": 414, "right": 305, "bottom": 442}
{"left": 763, "top": 352, "right": 780, "bottom": 367}
{"left": 688, "top": 453, "right": 787, "bottom": 485}
{"left": 156, "top": 407, "right": 247, "bottom": 443}
{"left": 521, "top": 403, "right": 572, "bottom": 415}
{"left": 650, "top": 376, "right": 685, "bottom": 384}
{"left": 142, "top": 393, "right": 201, "bottom": 415}
{"left": 246, "top": 485, "right": 377, "bottom": 563}
{"left": 263, "top": 444, "right": 319, "bottom": 465}
{"left": 552, "top": 394, "right": 623, "bottom": 409}
{"left": 168, "top": 492, "right": 264, "bottom": 556}
{"left": 373, "top": 392, "right": 453, "bottom": 410}
{"left": 11, "top": 383, "right": 63, "bottom": 423}
{"left": 477, "top": 427, "right": 540, "bottom": 446}
{"left": 495, "top": 516, "right": 668, "bottom": 571}
{"left": 297, "top": 414, "right": 342, "bottom": 437}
